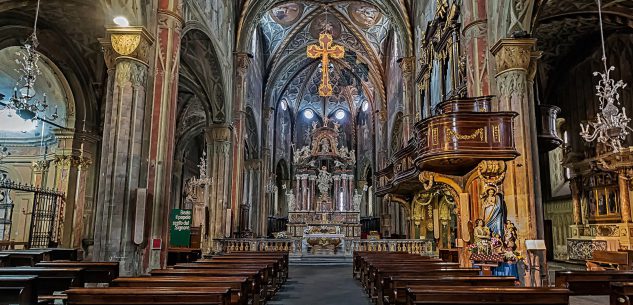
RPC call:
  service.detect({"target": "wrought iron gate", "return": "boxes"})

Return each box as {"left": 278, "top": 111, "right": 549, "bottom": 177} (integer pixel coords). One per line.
{"left": 0, "top": 179, "right": 64, "bottom": 248}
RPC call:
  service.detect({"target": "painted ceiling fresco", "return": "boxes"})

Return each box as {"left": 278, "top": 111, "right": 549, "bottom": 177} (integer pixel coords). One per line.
{"left": 260, "top": 1, "right": 392, "bottom": 117}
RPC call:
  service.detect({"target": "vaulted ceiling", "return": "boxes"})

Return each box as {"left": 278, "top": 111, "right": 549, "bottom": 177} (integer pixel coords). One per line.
{"left": 534, "top": 0, "right": 633, "bottom": 97}
{"left": 245, "top": 1, "right": 410, "bottom": 119}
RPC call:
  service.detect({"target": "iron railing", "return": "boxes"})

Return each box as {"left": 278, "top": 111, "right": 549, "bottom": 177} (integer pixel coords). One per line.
{"left": 0, "top": 179, "right": 64, "bottom": 248}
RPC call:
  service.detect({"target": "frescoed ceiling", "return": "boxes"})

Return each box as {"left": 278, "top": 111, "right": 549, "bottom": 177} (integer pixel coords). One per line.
{"left": 258, "top": 1, "right": 397, "bottom": 118}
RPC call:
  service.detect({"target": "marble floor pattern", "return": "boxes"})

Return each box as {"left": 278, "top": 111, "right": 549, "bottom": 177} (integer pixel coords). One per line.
{"left": 269, "top": 265, "right": 608, "bottom": 305}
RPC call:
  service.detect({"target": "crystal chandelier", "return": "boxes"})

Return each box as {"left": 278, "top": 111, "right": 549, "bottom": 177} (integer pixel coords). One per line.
{"left": 579, "top": 0, "right": 630, "bottom": 153}
{"left": 0, "top": 0, "right": 57, "bottom": 122}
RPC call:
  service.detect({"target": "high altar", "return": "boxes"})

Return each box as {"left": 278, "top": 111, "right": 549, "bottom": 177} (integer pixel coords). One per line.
{"left": 286, "top": 119, "right": 361, "bottom": 244}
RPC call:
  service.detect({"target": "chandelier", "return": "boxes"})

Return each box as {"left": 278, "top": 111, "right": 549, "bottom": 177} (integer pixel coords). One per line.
{"left": 0, "top": 0, "right": 57, "bottom": 122}
{"left": 579, "top": 0, "right": 630, "bottom": 153}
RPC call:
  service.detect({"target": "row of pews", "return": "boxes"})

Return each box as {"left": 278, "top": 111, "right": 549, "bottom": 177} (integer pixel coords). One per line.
{"left": 1, "top": 249, "right": 288, "bottom": 305}
{"left": 354, "top": 251, "right": 569, "bottom": 305}
{"left": 67, "top": 251, "right": 288, "bottom": 305}
{"left": 354, "top": 251, "right": 633, "bottom": 305}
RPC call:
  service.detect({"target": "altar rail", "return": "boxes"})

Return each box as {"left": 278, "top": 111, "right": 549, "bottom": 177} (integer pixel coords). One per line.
{"left": 216, "top": 238, "right": 301, "bottom": 253}
{"left": 352, "top": 239, "right": 433, "bottom": 255}
{"left": 214, "top": 238, "right": 434, "bottom": 257}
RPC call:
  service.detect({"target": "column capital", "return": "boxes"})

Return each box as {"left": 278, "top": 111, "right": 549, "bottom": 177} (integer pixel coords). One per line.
{"left": 398, "top": 56, "right": 416, "bottom": 76}
{"left": 32, "top": 160, "right": 51, "bottom": 172}
{"left": 104, "top": 26, "right": 155, "bottom": 65}
{"left": 205, "top": 125, "right": 232, "bottom": 142}
{"left": 490, "top": 38, "right": 536, "bottom": 75}
{"left": 235, "top": 52, "right": 253, "bottom": 77}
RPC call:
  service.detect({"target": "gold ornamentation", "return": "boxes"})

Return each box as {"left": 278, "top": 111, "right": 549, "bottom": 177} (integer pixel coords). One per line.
{"left": 111, "top": 34, "right": 141, "bottom": 56}
{"left": 432, "top": 127, "right": 438, "bottom": 144}
{"left": 306, "top": 33, "right": 345, "bottom": 96}
{"left": 477, "top": 160, "right": 507, "bottom": 188}
{"left": 490, "top": 39, "right": 536, "bottom": 74}
{"left": 492, "top": 125, "right": 501, "bottom": 143}
{"left": 445, "top": 127, "right": 485, "bottom": 142}
{"left": 106, "top": 27, "right": 154, "bottom": 63}
{"left": 419, "top": 171, "right": 435, "bottom": 191}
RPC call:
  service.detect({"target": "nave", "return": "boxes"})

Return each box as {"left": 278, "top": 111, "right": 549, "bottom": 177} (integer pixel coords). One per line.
{"left": 0, "top": 249, "right": 620, "bottom": 305}
{"left": 268, "top": 265, "right": 371, "bottom": 305}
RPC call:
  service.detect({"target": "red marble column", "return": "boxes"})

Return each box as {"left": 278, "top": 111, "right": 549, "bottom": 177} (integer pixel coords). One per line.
{"left": 144, "top": 0, "right": 183, "bottom": 271}
{"left": 462, "top": 0, "right": 490, "bottom": 97}
{"left": 230, "top": 53, "right": 252, "bottom": 234}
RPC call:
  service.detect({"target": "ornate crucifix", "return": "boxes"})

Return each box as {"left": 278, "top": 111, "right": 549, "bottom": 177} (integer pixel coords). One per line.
{"left": 307, "top": 33, "right": 345, "bottom": 96}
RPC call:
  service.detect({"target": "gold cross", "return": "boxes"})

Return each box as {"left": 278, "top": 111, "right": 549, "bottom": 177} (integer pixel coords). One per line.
{"left": 307, "top": 33, "right": 345, "bottom": 96}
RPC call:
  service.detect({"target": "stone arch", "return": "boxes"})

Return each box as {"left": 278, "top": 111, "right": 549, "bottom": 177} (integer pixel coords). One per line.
{"left": 179, "top": 28, "right": 227, "bottom": 123}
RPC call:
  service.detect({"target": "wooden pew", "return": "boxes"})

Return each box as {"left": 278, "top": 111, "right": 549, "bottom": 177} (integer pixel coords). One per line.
{"left": 587, "top": 251, "right": 633, "bottom": 270}
{"left": 611, "top": 282, "right": 633, "bottom": 305}
{"left": 112, "top": 276, "right": 249, "bottom": 305}
{"left": 555, "top": 270, "right": 633, "bottom": 295}
{"left": 0, "top": 275, "right": 38, "bottom": 305}
{"left": 0, "top": 254, "right": 8, "bottom": 267}
{"left": 150, "top": 269, "right": 264, "bottom": 305}
{"left": 382, "top": 276, "right": 516, "bottom": 305}
{"left": 368, "top": 265, "right": 475, "bottom": 295}
{"left": 194, "top": 258, "right": 284, "bottom": 287}
{"left": 0, "top": 267, "right": 84, "bottom": 294}
{"left": 206, "top": 255, "right": 287, "bottom": 280}
{"left": 43, "top": 248, "right": 80, "bottom": 261}
{"left": 177, "top": 262, "right": 277, "bottom": 293}
{"left": 405, "top": 286, "right": 569, "bottom": 305}
{"left": 35, "top": 261, "right": 118, "bottom": 284}
{"left": 0, "top": 249, "right": 52, "bottom": 266}
{"left": 65, "top": 287, "right": 231, "bottom": 305}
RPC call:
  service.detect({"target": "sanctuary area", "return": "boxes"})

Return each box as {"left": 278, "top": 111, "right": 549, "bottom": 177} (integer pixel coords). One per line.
{"left": 0, "top": 0, "right": 632, "bottom": 304}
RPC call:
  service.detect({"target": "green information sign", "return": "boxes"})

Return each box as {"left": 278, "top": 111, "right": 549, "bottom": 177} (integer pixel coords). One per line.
{"left": 169, "top": 209, "right": 192, "bottom": 247}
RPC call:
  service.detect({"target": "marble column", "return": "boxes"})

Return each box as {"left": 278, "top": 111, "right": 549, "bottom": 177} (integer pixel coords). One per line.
{"left": 204, "top": 125, "right": 232, "bottom": 252}
{"left": 229, "top": 53, "right": 252, "bottom": 235}
{"left": 295, "top": 176, "right": 301, "bottom": 210}
{"left": 94, "top": 27, "right": 153, "bottom": 275}
{"left": 333, "top": 176, "right": 340, "bottom": 211}
{"left": 145, "top": 0, "right": 183, "bottom": 271}
{"left": 399, "top": 57, "right": 416, "bottom": 140}
{"left": 491, "top": 39, "right": 543, "bottom": 239}
{"left": 309, "top": 175, "right": 316, "bottom": 211}
{"left": 462, "top": 0, "right": 490, "bottom": 96}
{"left": 302, "top": 175, "right": 308, "bottom": 210}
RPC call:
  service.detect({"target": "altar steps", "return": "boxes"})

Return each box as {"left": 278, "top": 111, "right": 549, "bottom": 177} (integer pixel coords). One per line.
{"left": 289, "top": 255, "right": 353, "bottom": 266}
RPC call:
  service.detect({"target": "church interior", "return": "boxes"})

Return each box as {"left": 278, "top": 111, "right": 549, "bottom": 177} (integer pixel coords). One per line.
{"left": 1, "top": 0, "right": 633, "bottom": 304}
